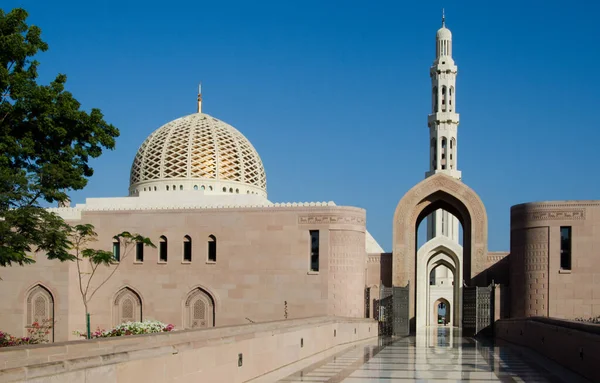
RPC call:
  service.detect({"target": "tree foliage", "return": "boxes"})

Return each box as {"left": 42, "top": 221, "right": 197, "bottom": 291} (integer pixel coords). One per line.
{"left": 71, "top": 224, "right": 155, "bottom": 317}
{"left": 0, "top": 8, "right": 119, "bottom": 266}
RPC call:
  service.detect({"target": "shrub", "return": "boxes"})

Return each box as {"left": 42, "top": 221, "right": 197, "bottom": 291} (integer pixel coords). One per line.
{"left": 0, "top": 319, "right": 53, "bottom": 348}
{"left": 75, "top": 320, "right": 174, "bottom": 339}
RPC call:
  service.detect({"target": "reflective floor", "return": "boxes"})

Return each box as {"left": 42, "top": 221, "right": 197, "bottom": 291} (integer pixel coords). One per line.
{"left": 278, "top": 327, "right": 590, "bottom": 382}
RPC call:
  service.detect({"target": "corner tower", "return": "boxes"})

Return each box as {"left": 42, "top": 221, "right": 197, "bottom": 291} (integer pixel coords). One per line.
{"left": 426, "top": 11, "right": 461, "bottom": 241}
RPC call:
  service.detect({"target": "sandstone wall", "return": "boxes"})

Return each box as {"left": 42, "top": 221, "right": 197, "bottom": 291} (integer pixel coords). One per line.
{"left": 0, "top": 316, "right": 377, "bottom": 383}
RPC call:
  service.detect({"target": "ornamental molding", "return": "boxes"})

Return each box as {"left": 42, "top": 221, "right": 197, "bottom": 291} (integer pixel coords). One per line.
{"left": 512, "top": 202, "right": 600, "bottom": 210}
{"left": 298, "top": 214, "right": 365, "bottom": 225}
{"left": 513, "top": 209, "right": 586, "bottom": 222}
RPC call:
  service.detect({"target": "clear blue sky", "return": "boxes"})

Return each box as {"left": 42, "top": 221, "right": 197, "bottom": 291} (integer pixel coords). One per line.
{"left": 5, "top": 0, "right": 598, "bottom": 251}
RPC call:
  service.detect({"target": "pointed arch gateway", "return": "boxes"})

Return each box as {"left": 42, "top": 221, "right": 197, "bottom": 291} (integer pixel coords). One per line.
{"left": 393, "top": 173, "right": 488, "bottom": 331}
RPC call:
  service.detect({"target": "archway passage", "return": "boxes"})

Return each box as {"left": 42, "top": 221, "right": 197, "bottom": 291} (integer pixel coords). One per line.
{"left": 393, "top": 173, "right": 488, "bottom": 331}
{"left": 434, "top": 298, "right": 451, "bottom": 325}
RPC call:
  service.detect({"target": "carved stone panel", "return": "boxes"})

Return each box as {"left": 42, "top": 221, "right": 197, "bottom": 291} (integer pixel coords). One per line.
{"left": 510, "top": 227, "right": 548, "bottom": 317}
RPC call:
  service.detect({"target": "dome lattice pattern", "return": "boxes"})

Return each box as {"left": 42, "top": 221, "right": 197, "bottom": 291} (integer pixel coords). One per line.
{"left": 129, "top": 113, "right": 266, "bottom": 192}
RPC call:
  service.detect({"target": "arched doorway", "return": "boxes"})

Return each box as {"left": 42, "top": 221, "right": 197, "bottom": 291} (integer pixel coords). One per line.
{"left": 417, "top": 236, "right": 462, "bottom": 329}
{"left": 393, "top": 173, "right": 488, "bottom": 331}
{"left": 433, "top": 298, "right": 451, "bottom": 325}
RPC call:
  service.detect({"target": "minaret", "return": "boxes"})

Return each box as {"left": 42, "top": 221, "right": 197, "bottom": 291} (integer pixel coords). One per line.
{"left": 426, "top": 11, "right": 461, "bottom": 241}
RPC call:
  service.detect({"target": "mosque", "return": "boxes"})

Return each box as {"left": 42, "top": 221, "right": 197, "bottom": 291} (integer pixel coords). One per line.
{"left": 1, "top": 15, "right": 599, "bottom": 342}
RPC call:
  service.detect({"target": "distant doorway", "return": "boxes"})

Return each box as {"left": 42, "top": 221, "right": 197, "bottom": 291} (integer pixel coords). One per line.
{"left": 434, "top": 298, "right": 451, "bottom": 326}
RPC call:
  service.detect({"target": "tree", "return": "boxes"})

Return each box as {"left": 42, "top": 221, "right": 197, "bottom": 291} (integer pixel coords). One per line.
{"left": 0, "top": 8, "right": 119, "bottom": 266}
{"left": 70, "top": 224, "right": 155, "bottom": 337}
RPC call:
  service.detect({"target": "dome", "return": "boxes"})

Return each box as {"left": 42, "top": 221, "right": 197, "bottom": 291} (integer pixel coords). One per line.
{"left": 129, "top": 113, "right": 267, "bottom": 197}
{"left": 436, "top": 26, "right": 452, "bottom": 40}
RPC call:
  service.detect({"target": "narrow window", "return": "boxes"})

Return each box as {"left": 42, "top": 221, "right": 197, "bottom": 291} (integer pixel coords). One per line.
{"left": 310, "top": 230, "right": 319, "bottom": 272}
{"left": 560, "top": 226, "right": 572, "bottom": 270}
{"left": 159, "top": 236, "right": 168, "bottom": 262}
{"left": 183, "top": 235, "right": 192, "bottom": 262}
{"left": 166, "top": 185, "right": 169, "bottom": 191}
{"left": 208, "top": 235, "right": 217, "bottom": 262}
{"left": 112, "top": 238, "right": 120, "bottom": 261}
{"left": 180, "top": 185, "right": 183, "bottom": 190}
{"left": 136, "top": 241, "right": 144, "bottom": 262}
{"left": 194, "top": 185, "right": 198, "bottom": 190}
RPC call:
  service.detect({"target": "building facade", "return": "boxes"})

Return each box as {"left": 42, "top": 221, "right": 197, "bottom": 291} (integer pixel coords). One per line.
{"left": 1, "top": 14, "right": 598, "bottom": 343}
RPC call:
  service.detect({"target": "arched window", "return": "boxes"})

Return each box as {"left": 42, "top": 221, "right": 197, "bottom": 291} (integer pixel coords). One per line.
{"left": 450, "top": 138, "right": 456, "bottom": 169}
{"left": 201, "top": 185, "right": 205, "bottom": 190}
{"left": 154, "top": 186, "right": 157, "bottom": 191}
{"left": 179, "top": 185, "right": 183, "bottom": 190}
{"left": 112, "top": 237, "right": 120, "bottom": 261}
{"left": 172, "top": 185, "right": 176, "bottom": 191}
{"left": 184, "top": 288, "right": 215, "bottom": 328}
{"left": 222, "top": 187, "right": 226, "bottom": 192}
{"left": 113, "top": 287, "right": 142, "bottom": 326}
{"left": 208, "top": 235, "right": 217, "bottom": 262}
{"left": 229, "top": 188, "right": 233, "bottom": 193}
{"left": 441, "top": 86, "right": 447, "bottom": 111}
{"left": 166, "top": 185, "right": 169, "bottom": 191}
{"left": 26, "top": 285, "right": 54, "bottom": 342}
{"left": 135, "top": 240, "right": 144, "bottom": 262}
{"left": 441, "top": 137, "right": 448, "bottom": 170}
{"left": 235, "top": 188, "right": 239, "bottom": 194}
{"left": 159, "top": 236, "right": 168, "bottom": 262}
{"left": 183, "top": 235, "right": 192, "bottom": 262}
{"left": 209, "top": 186, "right": 213, "bottom": 191}
{"left": 193, "top": 185, "right": 198, "bottom": 190}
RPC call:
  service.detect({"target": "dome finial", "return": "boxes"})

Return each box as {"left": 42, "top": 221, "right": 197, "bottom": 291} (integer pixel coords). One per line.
{"left": 197, "top": 83, "right": 202, "bottom": 113}
{"left": 442, "top": 8, "right": 445, "bottom": 27}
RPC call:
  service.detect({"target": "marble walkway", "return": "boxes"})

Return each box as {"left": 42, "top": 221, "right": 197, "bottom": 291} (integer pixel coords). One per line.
{"left": 277, "top": 327, "right": 590, "bottom": 383}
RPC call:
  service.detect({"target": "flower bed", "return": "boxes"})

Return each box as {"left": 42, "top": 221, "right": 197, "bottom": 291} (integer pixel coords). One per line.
{"left": 76, "top": 320, "right": 175, "bottom": 338}
{"left": 0, "top": 320, "right": 53, "bottom": 348}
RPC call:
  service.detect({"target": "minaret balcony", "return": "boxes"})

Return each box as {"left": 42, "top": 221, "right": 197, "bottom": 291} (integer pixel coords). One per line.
{"left": 428, "top": 112, "right": 460, "bottom": 126}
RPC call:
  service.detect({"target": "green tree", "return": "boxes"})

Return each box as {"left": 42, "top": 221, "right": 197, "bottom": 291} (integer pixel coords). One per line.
{"left": 0, "top": 8, "right": 119, "bottom": 266}
{"left": 70, "top": 224, "right": 155, "bottom": 337}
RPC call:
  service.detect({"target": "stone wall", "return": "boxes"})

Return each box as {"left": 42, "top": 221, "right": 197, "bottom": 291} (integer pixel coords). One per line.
{"left": 495, "top": 317, "right": 600, "bottom": 382}
{"left": 0, "top": 205, "right": 367, "bottom": 341}
{"left": 0, "top": 316, "right": 377, "bottom": 383}
{"left": 510, "top": 201, "right": 600, "bottom": 319}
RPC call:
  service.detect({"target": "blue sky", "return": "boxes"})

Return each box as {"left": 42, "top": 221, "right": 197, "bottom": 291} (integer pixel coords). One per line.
{"left": 5, "top": 0, "right": 598, "bottom": 251}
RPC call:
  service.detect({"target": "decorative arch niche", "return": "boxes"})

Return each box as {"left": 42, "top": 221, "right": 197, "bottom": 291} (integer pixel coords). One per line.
{"left": 26, "top": 284, "right": 54, "bottom": 342}
{"left": 113, "top": 287, "right": 142, "bottom": 326}
{"left": 393, "top": 173, "right": 488, "bottom": 330}
{"left": 184, "top": 288, "right": 215, "bottom": 329}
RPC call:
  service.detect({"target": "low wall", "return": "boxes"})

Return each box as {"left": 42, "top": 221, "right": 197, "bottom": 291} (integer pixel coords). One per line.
{"left": 0, "top": 316, "right": 377, "bottom": 383}
{"left": 495, "top": 317, "right": 600, "bottom": 382}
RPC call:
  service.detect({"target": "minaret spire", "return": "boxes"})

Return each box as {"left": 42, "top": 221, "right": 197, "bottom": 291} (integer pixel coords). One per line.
{"left": 197, "top": 83, "right": 202, "bottom": 113}
{"left": 426, "top": 12, "right": 461, "bottom": 241}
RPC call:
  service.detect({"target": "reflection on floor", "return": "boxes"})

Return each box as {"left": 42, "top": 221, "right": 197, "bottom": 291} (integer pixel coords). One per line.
{"left": 278, "top": 327, "right": 590, "bottom": 382}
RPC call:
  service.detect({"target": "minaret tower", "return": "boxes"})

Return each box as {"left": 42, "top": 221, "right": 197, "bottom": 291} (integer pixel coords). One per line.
{"left": 426, "top": 11, "right": 461, "bottom": 241}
